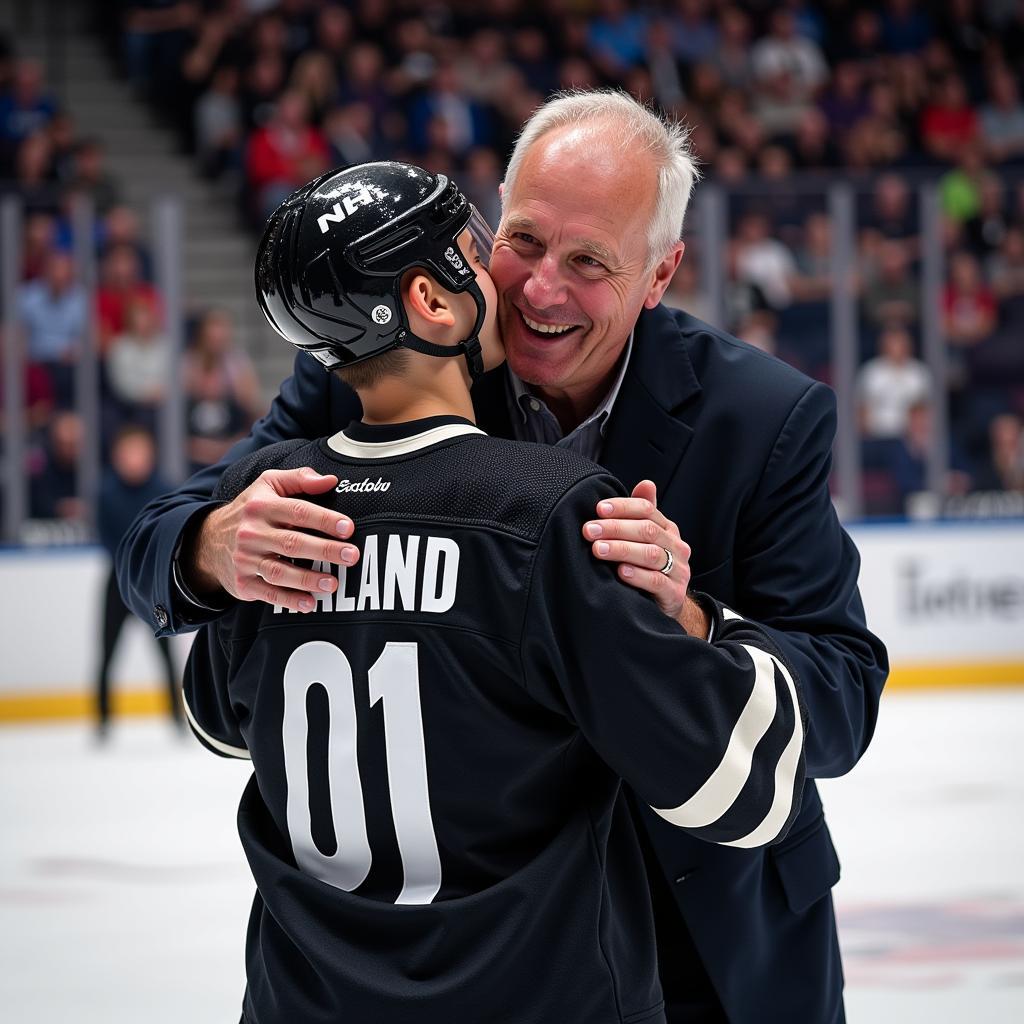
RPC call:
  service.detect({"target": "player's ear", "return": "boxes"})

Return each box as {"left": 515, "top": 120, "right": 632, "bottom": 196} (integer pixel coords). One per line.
{"left": 402, "top": 272, "right": 456, "bottom": 331}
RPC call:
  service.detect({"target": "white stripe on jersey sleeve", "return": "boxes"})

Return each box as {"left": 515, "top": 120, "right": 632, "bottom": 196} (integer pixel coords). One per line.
{"left": 650, "top": 644, "right": 782, "bottom": 829}
{"left": 722, "top": 651, "right": 803, "bottom": 848}
{"left": 183, "top": 696, "right": 251, "bottom": 760}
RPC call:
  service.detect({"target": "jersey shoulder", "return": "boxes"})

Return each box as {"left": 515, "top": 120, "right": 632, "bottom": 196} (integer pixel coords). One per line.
{"left": 214, "top": 439, "right": 320, "bottom": 501}
{"left": 408, "top": 435, "right": 620, "bottom": 541}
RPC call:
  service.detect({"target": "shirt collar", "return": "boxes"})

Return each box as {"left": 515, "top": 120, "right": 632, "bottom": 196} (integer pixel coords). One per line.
{"left": 325, "top": 415, "right": 485, "bottom": 458}
{"left": 507, "top": 331, "right": 634, "bottom": 435}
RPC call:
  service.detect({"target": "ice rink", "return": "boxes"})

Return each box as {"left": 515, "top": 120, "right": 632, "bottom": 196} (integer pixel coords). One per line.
{"left": 1, "top": 688, "right": 1022, "bottom": 1023}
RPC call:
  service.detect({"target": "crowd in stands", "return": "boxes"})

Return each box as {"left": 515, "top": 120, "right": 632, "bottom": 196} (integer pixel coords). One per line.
{"left": 3, "top": 0, "right": 1024, "bottom": 535}
{"left": 0, "top": 37, "right": 261, "bottom": 536}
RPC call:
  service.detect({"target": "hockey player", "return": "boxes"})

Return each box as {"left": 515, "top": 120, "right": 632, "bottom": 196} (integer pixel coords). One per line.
{"left": 183, "top": 162, "right": 806, "bottom": 1024}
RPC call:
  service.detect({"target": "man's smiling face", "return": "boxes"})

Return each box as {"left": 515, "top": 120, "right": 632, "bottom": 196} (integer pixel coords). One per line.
{"left": 489, "top": 124, "right": 681, "bottom": 408}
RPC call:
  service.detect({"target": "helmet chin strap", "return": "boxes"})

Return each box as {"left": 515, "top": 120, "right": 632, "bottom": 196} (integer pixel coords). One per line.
{"left": 395, "top": 280, "right": 487, "bottom": 380}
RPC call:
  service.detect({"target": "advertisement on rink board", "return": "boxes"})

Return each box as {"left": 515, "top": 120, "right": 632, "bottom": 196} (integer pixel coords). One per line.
{"left": 0, "top": 523, "right": 1022, "bottom": 714}
{"left": 849, "top": 522, "right": 1024, "bottom": 687}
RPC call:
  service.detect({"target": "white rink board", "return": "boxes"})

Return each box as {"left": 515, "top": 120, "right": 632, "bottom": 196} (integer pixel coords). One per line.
{"left": 848, "top": 521, "right": 1024, "bottom": 664}
{"left": 0, "top": 548, "right": 193, "bottom": 693}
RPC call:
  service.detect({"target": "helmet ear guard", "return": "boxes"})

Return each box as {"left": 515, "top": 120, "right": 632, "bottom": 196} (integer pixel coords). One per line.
{"left": 256, "top": 161, "right": 495, "bottom": 382}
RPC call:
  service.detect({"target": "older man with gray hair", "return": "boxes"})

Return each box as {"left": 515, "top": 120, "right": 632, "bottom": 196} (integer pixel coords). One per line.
{"left": 120, "top": 90, "right": 886, "bottom": 1024}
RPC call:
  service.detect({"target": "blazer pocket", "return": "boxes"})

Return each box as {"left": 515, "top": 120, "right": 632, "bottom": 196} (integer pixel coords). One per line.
{"left": 770, "top": 814, "right": 841, "bottom": 916}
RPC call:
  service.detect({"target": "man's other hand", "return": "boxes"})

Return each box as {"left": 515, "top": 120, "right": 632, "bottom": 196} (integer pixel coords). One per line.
{"left": 187, "top": 468, "right": 360, "bottom": 613}
{"left": 583, "top": 479, "right": 710, "bottom": 637}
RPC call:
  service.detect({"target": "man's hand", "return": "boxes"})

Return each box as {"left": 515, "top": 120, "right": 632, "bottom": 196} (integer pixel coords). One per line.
{"left": 583, "top": 480, "right": 710, "bottom": 637}
{"left": 185, "top": 468, "right": 360, "bottom": 613}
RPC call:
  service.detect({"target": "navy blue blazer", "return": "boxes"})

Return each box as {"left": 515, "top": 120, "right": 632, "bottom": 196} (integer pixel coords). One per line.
{"left": 118, "top": 304, "right": 887, "bottom": 1023}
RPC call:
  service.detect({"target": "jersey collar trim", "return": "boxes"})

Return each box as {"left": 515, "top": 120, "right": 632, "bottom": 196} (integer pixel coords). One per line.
{"left": 326, "top": 420, "right": 486, "bottom": 459}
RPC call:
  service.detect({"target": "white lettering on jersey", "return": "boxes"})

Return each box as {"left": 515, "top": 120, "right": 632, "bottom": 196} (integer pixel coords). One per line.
{"left": 357, "top": 534, "right": 380, "bottom": 611}
{"left": 336, "top": 477, "right": 391, "bottom": 493}
{"left": 383, "top": 535, "right": 420, "bottom": 611}
{"left": 421, "top": 537, "right": 459, "bottom": 614}
{"left": 276, "top": 533, "right": 460, "bottom": 615}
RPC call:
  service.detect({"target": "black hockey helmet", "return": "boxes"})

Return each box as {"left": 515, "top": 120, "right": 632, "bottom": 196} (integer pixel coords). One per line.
{"left": 255, "top": 161, "right": 495, "bottom": 379}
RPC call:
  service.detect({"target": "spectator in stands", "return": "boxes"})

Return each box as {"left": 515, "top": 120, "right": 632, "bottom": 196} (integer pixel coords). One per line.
{"left": 644, "top": 18, "right": 686, "bottom": 114}
{"left": 965, "top": 173, "right": 1011, "bottom": 259}
{"left": 732, "top": 209, "right": 798, "bottom": 311}
{"left": 860, "top": 172, "right": 918, "bottom": 260}
{"left": 29, "top": 410, "right": 86, "bottom": 521}
{"left": 47, "top": 110, "right": 77, "bottom": 183}
{"left": 408, "top": 63, "right": 492, "bottom": 158}
{"left": 663, "top": 258, "right": 714, "bottom": 325}
{"left": 880, "top": 0, "right": 934, "bottom": 55}
{"left": 99, "top": 204, "right": 152, "bottom": 280}
{"left": 121, "top": 1, "right": 200, "bottom": 100}
{"left": 0, "top": 58, "right": 56, "bottom": 169}
{"left": 312, "top": 3, "right": 353, "bottom": 66}
{"left": 856, "top": 324, "right": 934, "bottom": 439}
{"left": 289, "top": 50, "right": 338, "bottom": 128}
{"left": 838, "top": 7, "right": 884, "bottom": 68}
{"left": 862, "top": 238, "right": 921, "bottom": 335}
{"left": 323, "top": 101, "right": 375, "bottom": 169}
{"left": 95, "top": 425, "right": 182, "bottom": 741}
{"left": 461, "top": 146, "right": 502, "bottom": 233}
{"left": 19, "top": 211, "right": 59, "bottom": 281}
{"left": 988, "top": 225, "right": 1024, "bottom": 306}
{"left": 194, "top": 64, "right": 243, "bottom": 181}
{"left": 0, "top": 359, "right": 54, "bottom": 438}
{"left": 96, "top": 242, "right": 162, "bottom": 353}
{"left": 456, "top": 29, "right": 516, "bottom": 108}
{"left": 979, "top": 65, "right": 1024, "bottom": 167}
{"left": 752, "top": 65, "right": 812, "bottom": 140}
{"left": 67, "top": 138, "right": 120, "bottom": 217}
{"left": 245, "top": 89, "right": 329, "bottom": 224}
{"left": 708, "top": 5, "right": 751, "bottom": 90}
{"left": 586, "top": 0, "right": 648, "bottom": 79}
{"left": 750, "top": 9, "right": 827, "bottom": 100}
{"left": 10, "top": 129, "right": 59, "bottom": 215}
{"left": 183, "top": 309, "right": 261, "bottom": 473}
{"left": 16, "top": 249, "right": 88, "bottom": 409}
{"left": 338, "top": 41, "right": 390, "bottom": 119}
{"left": 788, "top": 106, "right": 841, "bottom": 169}
{"left": 943, "top": 249, "right": 997, "bottom": 348}
{"left": 818, "top": 61, "right": 869, "bottom": 138}
{"left": 920, "top": 73, "right": 979, "bottom": 163}
{"left": 241, "top": 50, "right": 287, "bottom": 133}
{"left": 735, "top": 309, "right": 779, "bottom": 355}
{"left": 940, "top": 144, "right": 989, "bottom": 224}
{"left": 672, "top": 0, "right": 719, "bottom": 67}
{"left": 105, "top": 299, "right": 170, "bottom": 436}
{"left": 975, "top": 413, "right": 1024, "bottom": 491}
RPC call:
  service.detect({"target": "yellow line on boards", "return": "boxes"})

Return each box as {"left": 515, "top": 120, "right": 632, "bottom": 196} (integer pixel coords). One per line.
{"left": 885, "top": 662, "right": 1024, "bottom": 690}
{"left": 1, "top": 663, "right": 1023, "bottom": 722}
{"left": 0, "top": 689, "right": 173, "bottom": 722}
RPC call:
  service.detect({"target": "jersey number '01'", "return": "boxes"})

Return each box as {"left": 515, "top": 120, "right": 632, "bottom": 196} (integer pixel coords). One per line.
{"left": 282, "top": 641, "right": 442, "bottom": 905}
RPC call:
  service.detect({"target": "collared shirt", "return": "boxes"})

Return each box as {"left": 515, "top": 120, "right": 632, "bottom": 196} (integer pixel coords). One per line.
{"left": 505, "top": 333, "right": 634, "bottom": 461}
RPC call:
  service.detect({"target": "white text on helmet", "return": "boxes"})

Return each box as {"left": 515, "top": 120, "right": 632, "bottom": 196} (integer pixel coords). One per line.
{"left": 317, "top": 186, "right": 375, "bottom": 234}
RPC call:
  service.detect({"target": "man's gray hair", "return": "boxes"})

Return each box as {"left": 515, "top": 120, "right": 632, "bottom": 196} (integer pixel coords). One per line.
{"left": 502, "top": 89, "right": 700, "bottom": 270}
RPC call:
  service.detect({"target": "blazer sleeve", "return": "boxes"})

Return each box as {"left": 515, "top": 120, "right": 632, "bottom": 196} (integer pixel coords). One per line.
{"left": 115, "top": 353, "right": 359, "bottom": 637}
{"left": 521, "top": 475, "right": 807, "bottom": 849}
{"left": 734, "top": 380, "right": 889, "bottom": 779}
{"left": 183, "top": 618, "right": 250, "bottom": 760}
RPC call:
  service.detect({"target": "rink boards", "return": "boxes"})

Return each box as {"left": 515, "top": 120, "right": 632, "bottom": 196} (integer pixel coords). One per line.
{"left": 1, "top": 520, "right": 1022, "bottom": 719}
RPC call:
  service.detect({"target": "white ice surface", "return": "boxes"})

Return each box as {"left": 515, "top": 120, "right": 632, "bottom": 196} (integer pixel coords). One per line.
{"left": 1, "top": 689, "right": 1022, "bottom": 1023}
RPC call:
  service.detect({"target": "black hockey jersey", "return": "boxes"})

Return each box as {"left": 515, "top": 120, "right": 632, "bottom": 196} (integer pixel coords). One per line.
{"left": 183, "top": 415, "right": 805, "bottom": 1024}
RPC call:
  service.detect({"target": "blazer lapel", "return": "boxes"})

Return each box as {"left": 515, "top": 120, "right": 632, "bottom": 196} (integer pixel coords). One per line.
{"left": 600, "top": 305, "right": 702, "bottom": 493}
